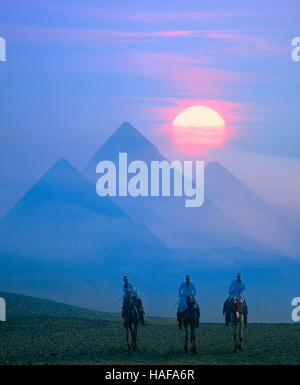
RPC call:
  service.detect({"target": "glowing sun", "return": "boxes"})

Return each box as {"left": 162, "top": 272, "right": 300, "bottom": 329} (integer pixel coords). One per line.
{"left": 172, "top": 105, "right": 226, "bottom": 154}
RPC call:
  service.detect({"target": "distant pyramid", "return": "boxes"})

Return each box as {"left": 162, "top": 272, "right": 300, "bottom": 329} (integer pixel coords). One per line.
{"left": 102, "top": 121, "right": 158, "bottom": 153}
{"left": 205, "top": 161, "right": 300, "bottom": 256}
{"left": 83, "top": 122, "right": 161, "bottom": 181}
{"left": 83, "top": 122, "right": 251, "bottom": 250}
{"left": 0, "top": 158, "right": 166, "bottom": 265}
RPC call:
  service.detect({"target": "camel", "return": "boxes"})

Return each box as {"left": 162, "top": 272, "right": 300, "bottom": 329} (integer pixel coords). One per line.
{"left": 230, "top": 297, "right": 245, "bottom": 353}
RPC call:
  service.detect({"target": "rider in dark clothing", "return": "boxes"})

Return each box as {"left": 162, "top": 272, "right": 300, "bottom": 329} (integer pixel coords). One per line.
{"left": 122, "top": 276, "right": 145, "bottom": 325}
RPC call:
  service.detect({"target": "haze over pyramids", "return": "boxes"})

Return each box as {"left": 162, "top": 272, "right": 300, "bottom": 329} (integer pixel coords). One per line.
{"left": 0, "top": 122, "right": 299, "bottom": 321}
{"left": 1, "top": 121, "right": 299, "bottom": 262}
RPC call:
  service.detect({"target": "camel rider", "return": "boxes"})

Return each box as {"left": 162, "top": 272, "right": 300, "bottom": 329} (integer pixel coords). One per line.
{"left": 177, "top": 275, "right": 200, "bottom": 329}
{"left": 122, "top": 276, "right": 145, "bottom": 325}
{"left": 223, "top": 273, "right": 248, "bottom": 327}
{"left": 123, "top": 275, "right": 134, "bottom": 295}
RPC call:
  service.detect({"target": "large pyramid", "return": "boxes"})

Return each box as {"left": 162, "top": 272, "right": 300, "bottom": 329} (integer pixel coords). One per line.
{"left": 0, "top": 158, "right": 166, "bottom": 265}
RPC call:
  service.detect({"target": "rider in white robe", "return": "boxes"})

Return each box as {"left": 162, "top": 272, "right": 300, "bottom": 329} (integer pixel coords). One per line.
{"left": 178, "top": 279, "right": 197, "bottom": 313}
{"left": 228, "top": 275, "right": 246, "bottom": 302}
{"left": 177, "top": 275, "right": 200, "bottom": 329}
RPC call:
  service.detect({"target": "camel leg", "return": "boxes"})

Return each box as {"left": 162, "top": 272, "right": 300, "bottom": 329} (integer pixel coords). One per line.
{"left": 132, "top": 323, "right": 138, "bottom": 351}
{"left": 238, "top": 317, "right": 244, "bottom": 350}
{"left": 126, "top": 325, "right": 131, "bottom": 350}
{"left": 129, "top": 323, "right": 135, "bottom": 350}
{"left": 230, "top": 315, "right": 237, "bottom": 353}
{"left": 184, "top": 325, "right": 188, "bottom": 353}
{"left": 235, "top": 324, "right": 239, "bottom": 353}
{"left": 191, "top": 325, "right": 197, "bottom": 354}
{"left": 130, "top": 323, "right": 135, "bottom": 350}
{"left": 232, "top": 322, "right": 238, "bottom": 353}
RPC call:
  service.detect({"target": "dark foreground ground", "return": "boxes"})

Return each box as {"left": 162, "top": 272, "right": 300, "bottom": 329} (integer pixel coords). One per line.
{"left": 0, "top": 318, "right": 299, "bottom": 365}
